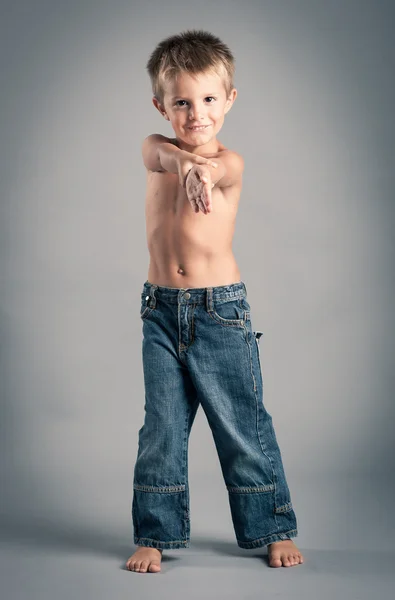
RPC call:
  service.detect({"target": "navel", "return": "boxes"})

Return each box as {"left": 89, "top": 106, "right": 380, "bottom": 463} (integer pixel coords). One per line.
{"left": 177, "top": 266, "right": 185, "bottom": 275}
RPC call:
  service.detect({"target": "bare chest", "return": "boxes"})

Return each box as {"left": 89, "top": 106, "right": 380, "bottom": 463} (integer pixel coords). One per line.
{"left": 145, "top": 171, "right": 240, "bottom": 223}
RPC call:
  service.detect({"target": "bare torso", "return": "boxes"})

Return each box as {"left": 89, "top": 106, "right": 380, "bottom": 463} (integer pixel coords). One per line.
{"left": 145, "top": 139, "right": 242, "bottom": 288}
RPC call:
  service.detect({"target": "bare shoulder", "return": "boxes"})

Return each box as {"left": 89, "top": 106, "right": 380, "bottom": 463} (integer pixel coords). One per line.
{"left": 218, "top": 147, "right": 244, "bottom": 168}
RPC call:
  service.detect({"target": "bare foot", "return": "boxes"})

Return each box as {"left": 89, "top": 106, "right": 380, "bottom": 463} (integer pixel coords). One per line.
{"left": 267, "top": 539, "right": 304, "bottom": 567}
{"left": 126, "top": 546, "right": 163, "bottom": 573}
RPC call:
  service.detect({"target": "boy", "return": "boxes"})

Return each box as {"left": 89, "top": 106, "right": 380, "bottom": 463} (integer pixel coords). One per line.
{"left": 126, "top": 30, "right": 304, "bottom": 573}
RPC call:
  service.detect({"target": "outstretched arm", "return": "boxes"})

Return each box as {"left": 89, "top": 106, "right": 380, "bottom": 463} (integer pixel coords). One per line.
{"left": 204, "top": 150, "right": 244, "bottom": 188}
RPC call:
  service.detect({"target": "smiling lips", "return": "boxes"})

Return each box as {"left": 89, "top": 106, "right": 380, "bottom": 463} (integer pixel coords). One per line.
{"left": 189, "top": 125, "right": 209, "bottom": 131}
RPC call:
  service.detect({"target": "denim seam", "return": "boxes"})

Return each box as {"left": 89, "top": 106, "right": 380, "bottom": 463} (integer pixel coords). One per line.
{"left": 244, "top": 324, "right": 278, "bottom": 525}
{"left": 227, "top": 484, "right": 275, "bottom": 493}
{"left": 208, "top": 310, "right": 245, "bottom": 328}
{"left": 179, "top": 303, "right": 197, "bottom": 351}
{"left": 275, "top": 501, "right": 293, "bottom": 513}
{"left": 208, "top": 310, "right": 244, "bottom": 328}
{"left": 134, "top": 536, "right": 190, "bottom": 547}
{"left": 182, "top": 404, "right": 190, "bottom": 539}
{"left": 140, "top": 306, "right": 154, "bottom": 320}
{"left": 133, "top": 483, "right": 186, "bottom": 493}
{"left": 190, "top": 303, "right": 196, "bottom": 346}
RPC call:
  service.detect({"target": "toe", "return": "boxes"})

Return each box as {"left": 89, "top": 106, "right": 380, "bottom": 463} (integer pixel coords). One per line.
{"left": 148, "top": 562, "right": 161, "bottom": 572}
{"left": 139, "top": 560, "right": 149, "bottom": 573}
{"left": 269, "top": 556, "right": 282, "bottom": 568}
{"left": 283, "top": 556, "right": 292, "bottom": 567}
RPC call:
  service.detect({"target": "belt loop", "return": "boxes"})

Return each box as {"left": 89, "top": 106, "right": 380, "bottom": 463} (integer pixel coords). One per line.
{"left": 206, "top": 287, "right": 213, "bottom": 312}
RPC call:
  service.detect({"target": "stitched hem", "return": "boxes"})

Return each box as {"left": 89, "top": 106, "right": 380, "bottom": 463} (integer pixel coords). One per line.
{"left": 237, "top": 529, "right": 298, "bottom": 549}
{"left": 134, "top": 536, "right": 190, "bottom": 549}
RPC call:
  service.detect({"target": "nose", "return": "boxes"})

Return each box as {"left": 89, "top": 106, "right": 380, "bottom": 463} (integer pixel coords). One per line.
{"left": 188, "top": 104, "right": 204, "bottom": 120}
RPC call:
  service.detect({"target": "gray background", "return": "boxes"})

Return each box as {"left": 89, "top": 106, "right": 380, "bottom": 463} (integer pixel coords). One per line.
{"left": 1, "top": 0, "right": 394, "bottom": 598}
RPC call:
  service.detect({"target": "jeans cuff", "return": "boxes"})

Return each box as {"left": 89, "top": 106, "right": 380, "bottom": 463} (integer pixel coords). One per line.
{"left": 134, "top": 536, "right": 190, "bottom": 550}
{"left": 237, "top": 529, "right": 298, "bottom": 549}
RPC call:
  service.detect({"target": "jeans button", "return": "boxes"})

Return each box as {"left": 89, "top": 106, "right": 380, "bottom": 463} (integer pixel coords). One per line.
{"left": 184, "top": 292, "right": 191, "bottom": 299}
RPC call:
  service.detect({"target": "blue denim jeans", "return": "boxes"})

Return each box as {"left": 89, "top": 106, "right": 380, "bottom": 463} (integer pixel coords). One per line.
{"left": 132, "top": 280, "right": 298, "bottom": 550}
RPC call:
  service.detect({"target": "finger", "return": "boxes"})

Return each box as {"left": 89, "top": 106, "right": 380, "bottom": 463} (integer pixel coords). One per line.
{"left": 202, "top": 195, "right": 210, "bottom": 214}
{"left": 197, "top": 198, "right": 207, "bottom": 214}
{"left": 191, "top": 200, "right": 199, "bottom": 213}
{"left": 203, "top": 183, "right": 212, "bottom": 211}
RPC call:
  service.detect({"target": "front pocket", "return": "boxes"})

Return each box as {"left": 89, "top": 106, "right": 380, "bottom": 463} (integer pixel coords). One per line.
{"left": 209, "top": 298, "right": 245, "bottom": 327}
{"left": 140, "top": 305, "right": 154, "bottom": 320}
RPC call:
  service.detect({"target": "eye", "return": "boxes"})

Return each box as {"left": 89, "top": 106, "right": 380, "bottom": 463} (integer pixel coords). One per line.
{"left": 175, "top": 97, "right": 216, "bottom": 107}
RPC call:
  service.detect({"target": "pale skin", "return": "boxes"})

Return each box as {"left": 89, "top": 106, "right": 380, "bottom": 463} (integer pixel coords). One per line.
{"left": 126, "top": 69, "right": 304, "bottom": 572}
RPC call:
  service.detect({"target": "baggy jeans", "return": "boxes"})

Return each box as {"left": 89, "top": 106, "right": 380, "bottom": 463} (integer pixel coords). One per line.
{"left": 132, "top": 280, "right": 298, "bottom": 550}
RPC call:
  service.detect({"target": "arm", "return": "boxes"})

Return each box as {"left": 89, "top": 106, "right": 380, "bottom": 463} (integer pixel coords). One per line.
{"left": 141, "top": 134, "right": 218, "bottom": 182}
{"left": 203, "top": 150, "right": 244, "bottom": 188}
{"left": 141, "top": 134, "right": 174, "bottom": 172}
{"left": 185, "top": 151, "right": 244, "bottom": 215}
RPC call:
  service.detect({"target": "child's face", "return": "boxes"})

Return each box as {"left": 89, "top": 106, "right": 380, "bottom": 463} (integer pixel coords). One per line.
{"left": 155, "top": 70, "right": 236, "bottom": 146}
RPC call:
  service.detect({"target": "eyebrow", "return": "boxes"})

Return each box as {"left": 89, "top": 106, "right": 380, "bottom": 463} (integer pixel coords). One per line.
{"left": 171, "top": 93, "right": 218, "bottom": 100}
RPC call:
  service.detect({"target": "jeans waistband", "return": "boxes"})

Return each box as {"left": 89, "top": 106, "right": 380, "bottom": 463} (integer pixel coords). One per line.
{"left": 142, "top": 280, "right": 247, "bottom": 305}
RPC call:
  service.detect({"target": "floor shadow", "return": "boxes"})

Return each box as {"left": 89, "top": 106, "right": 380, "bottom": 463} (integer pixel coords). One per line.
{"left": 0, "top": 513, "right": 152, "bottom": 566}
{"left": 188, "top": 534, "right": 267, "bottom": 560}
{"left": 0, "top": 515, "right": 282, "bottom": 568}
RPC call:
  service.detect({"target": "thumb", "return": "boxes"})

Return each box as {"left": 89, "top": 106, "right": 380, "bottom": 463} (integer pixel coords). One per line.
{"left": 181, "top": 168, "right": 192, "bottom": 188}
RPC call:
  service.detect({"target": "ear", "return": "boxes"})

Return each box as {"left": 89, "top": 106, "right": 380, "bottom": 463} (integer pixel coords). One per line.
{"left": 224, "top": 88, "right": 237, "bottom": 115}
{"left": 152, "top": 97, "right": 169, "bottom": 120}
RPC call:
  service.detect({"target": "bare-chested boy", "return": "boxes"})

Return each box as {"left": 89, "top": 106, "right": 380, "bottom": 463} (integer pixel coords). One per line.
{"left": 126, "top": 30, "right": 304, "bottom": 573}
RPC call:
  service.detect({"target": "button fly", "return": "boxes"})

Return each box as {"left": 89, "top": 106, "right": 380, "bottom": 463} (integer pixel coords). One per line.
{"left": 184, "top": 292, "right": 191, "bottom": 300}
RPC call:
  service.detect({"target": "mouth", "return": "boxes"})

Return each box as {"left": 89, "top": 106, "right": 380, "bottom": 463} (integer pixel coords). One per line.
{"left": 188, "top": 125, "right": 210, "bottom": 132}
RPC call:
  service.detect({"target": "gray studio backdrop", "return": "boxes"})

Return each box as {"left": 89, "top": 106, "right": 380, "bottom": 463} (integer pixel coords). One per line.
{"left": 1, "top": 0, "right": 394, "bottom": 558}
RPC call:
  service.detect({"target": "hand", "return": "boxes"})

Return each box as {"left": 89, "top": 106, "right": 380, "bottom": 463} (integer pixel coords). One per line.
{"left": 176, "top": 150, "right": 218, "bottom": 189}
{"left": 185, "top": 165, "right": 215, "bottom": 215}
